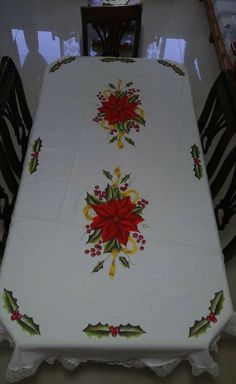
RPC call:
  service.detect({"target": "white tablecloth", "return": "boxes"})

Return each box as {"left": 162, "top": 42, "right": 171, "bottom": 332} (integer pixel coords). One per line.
{"left": 0, "top": 57, "right": 235, "bottom": 382}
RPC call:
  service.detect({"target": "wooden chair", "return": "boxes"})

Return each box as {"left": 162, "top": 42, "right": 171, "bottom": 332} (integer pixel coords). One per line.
{"left": 0, "top": 56, "right": 32, "bottom": 260}
{"left": 198, "top": 70, "right": 236, "bottom": 262}
{"left": 80, "top": 5, "right": 142, "bottom": 57}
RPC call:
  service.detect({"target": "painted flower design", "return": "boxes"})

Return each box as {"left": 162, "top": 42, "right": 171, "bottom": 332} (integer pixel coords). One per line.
{"left": 93, "top": 80, "right": 145, "bottom": 149}
{"left": 83, "top": 167, "right": 149, "bottom": 278}
{"left": 91, "top": 196, "right": 143, "bottom": 245}
{"left": 98, "top": 94, "right": 139, "bottom": 125}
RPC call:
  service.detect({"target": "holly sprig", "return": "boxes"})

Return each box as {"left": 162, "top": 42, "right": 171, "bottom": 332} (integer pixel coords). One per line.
{"left": 100, "top": 58, "right": 136, "bottom": 63}
{"left": 49, "top": 56, "right": 76, "bottom": 73}
{"left": 158, "top": 60, "right": 185, "bottom": 76}
{"left": 83, "top": 322, "right": 145, "bottom": 338}
{"left": 28, "top": 137, "right": 42, "bottom": 175}
{"left": 191, "top": 144, "right": 203, "bottom": 180}
{"left": 189, "top": 290, "right": 224, "bottom": 338}
{"left": 2, "top": 289, "right": 40, "bottom": 336}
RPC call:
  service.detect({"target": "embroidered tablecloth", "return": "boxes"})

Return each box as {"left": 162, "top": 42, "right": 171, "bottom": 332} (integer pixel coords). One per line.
{"left": 0, "top": 57, "right": 235, "bottom": 382}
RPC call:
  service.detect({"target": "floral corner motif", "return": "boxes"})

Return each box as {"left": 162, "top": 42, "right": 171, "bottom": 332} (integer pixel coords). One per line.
{"left": 93, "top": 79, "right": 145, "bottom": 149}
{"left": 189, "top": 290, "right": 224, "bottom": 338}
{"left": 83, "top": 322, "right": 145, "bottom": 338}
{"left": 191, "top": 144, "right": 203, "bottom": 180}
{"left": 83, "top": 167, "right": 149, "bottom": 279}
{"left": 28, "top": 137, "right": 42, "bottom": 175}
{"left": 2, "top": 289, "right": 40, "bottom": 336}
{"left": 157, "top": 60, "right": 185, "bottom": 76}
{"left": 100, "top": 57, "right": 136, "bottom": 63}
{"left": 49, "top": 56, "right": 76, "bottom": 72}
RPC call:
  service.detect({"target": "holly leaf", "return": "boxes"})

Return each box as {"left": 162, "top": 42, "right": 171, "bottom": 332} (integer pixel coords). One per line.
{"left": 28, "top": 158, "right": 38, "bottom": 175}
{"left": 134, "top": 115, "right": 145, "bottom": 125}
{"left": 129, "top": 95, "right": 139, "bottom": 103}
{"left": 49, "top": 63, "right": 60, "bottom": 72}
{"left": 194, "top": 164, "right": 203, "bottom": 180}
{"left": 92, "top": 261, "right": 105, "bottom": 273}
{"left": 174, "top": 66, "right": 185, "bottom": 76}
{"left": 102, "top": 170, "right": 113, "bottom": 181}
{"left": 114, "top": 187, "right": 122, "bottom": 200}
{"left": 119, "top": 324, "right": 146, "bottom": 338}
{"left": 209, "top": 291, "right": 224, "bottom": 315}
{"left": 122, "top": 122, "right": 130, "bottom": 134}
{"left": 119, "top": 257, "right": 130, "bottom": 269}
{"left": 83, "top": 323, "right": 110, "bottom": 338}
{"left": 189, "top": 317, "right": 211, "bottom": 338}
{"left": 63, "top": 56, "right": 76, "bottom": 64}
{"left": 2, "top": 289, "right": 19, "bottom": 313}
{"left": 119, "top": 90, "right": 127, "bottom": 99}
{"left": 85, "top": 192, "right": 101, "bottom": 205}
{"left": 120, "top": 174, "right": 130, "bottom": 184}
{"left": 105, "top": 184, "right": 115, "bottom": 201}
{"left": 126, "top": 82, "right": 133, "bottom": 87}
{"left": 132, "top": 206, "right": 144, "bottom": 215}
{"left": 17, "top": 315, "right": 40, "bottom": 336}
{"left": 125, "top": 137, "right": 135, "bottom": 146}
{"left": 108, "top": 83, "right": 115, "bottom": 89}
{"left": 87, "top": 229, "right": 102, "bottom": 244}
{"left": 109, "top": 136, "right": 118, "bottom": 143}
{"left": 191, "top": 144, "right": 200, "bottom": 158}
{"left": 32, "top": 138, "right": 42, "bottom": 153}
{"left": 103, "top": 239, "right": 122, "bottom": 253}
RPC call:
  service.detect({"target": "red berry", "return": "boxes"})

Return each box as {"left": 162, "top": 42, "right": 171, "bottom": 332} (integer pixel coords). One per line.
{"left": 85, "top": 250, "right": 90, "bottom": 254}
{"left": 91, "top": 248, "right": 95, "bottom": 252}
{"left": 86, "top": 229, "right": 91, "bottom": 233}
{"left": 139, "top": 235, "right": 144, "bottom": 239}
{"left": 86, "top": 224, "right": 90, "bottom": 229}
{"left": 95, "top": 185, "right": 99, "bottom": 189}
{"left": 96, "top": 251, "right": 101, "bottom": 256}
{"left": 140, "top": 246, "right": 144, "bottom": 251}
{"left": 133, "top": 233, "right": 138, "bottom": 238}
{"left": 142, "top": 240, "right": 146, "bottom": 244}
{"left": 91, "top": 252, "right": 96, "bottom": 257}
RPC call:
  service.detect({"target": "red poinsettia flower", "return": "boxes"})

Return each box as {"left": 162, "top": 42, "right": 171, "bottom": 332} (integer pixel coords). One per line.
{"left": 91, "top": 197, "right": 143, "bottom": 246}
{"left": 98, "top": 94, "right": 139, "bottom": 125}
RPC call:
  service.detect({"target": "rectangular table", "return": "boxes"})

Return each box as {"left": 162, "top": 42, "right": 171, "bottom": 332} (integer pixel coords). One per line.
{"left": 0, "top": 56, "right": 235, "bottom": 382}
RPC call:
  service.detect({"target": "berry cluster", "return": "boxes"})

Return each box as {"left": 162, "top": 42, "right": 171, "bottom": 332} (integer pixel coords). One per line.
{"left": 84, "top": 239, "right": 103, "bottom": 257}
{"left": 133, "top": 233, "right": 146, "bottom": 251}
{"left": 120, "top": 183, "right": 129, "bottom": 192}
{"left": 11, "top": 310, "right": 22, "bottom": 321}
{"left": 109, "top": 325, "right": 120, "bottom": 337}
{"left": 206, "top": 312, "right": 217, "bottom": 323}
{"left": 137, "top": 198, "right": 149, "bottom": 208}
{"left": 93, "top": 185, "right": 106, "bottom": 200}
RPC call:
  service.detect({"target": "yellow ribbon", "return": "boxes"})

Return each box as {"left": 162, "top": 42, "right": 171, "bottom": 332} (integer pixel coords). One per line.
{"left": 123, "top": 189, "right": 139, "bottom": 204}
{"left": 83, "top": 204, "right": 94, "bottom": 221}
{"left": 109, "top": 249, "right": 118, "bottom": 279}
{"left": 122, "top": 236, "right": 137, "bottom": 256}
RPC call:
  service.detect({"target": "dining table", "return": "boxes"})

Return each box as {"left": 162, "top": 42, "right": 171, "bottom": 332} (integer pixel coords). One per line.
{"left": 0, "top": 56, "right": 235, "bottom": 383}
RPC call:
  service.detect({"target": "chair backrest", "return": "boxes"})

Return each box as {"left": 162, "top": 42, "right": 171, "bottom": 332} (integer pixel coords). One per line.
{"left": 198, "top": 70, "right": 236, "bottom": 262}
{"left": 0, "top": 56, "right": 32, "bottom": 259}
{"left": 80, "top": 5, "right": 142, "bottom": 57}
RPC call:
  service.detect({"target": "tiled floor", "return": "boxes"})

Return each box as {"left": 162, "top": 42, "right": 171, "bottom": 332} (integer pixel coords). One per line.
{"left": 0, "top": 0, "right": 236, "bottom": 383}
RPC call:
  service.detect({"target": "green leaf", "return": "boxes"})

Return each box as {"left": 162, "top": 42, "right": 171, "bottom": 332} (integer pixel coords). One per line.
{"left": 128, "top": 95, "right": 139, "bottom": 103}
{"left": 119, "top": 257, "right": 130, "bottom": 269}
{"left": 191, "top": 144, "right": 200, "bottom": 158}
{"left": 102, "top": 170, "right": 113, "bottom": 181}
{"left": 132, "top": 206, "right": 144, "bottom": 215}
{"left": 189, "top": 317, "right": 211, "bottom": 338}
{"left": 28, "top": 158, "right": 38, "bottom": 175}
{"left": 32, "top": 138, "right": 42, "bottom": 153}
{"left": 125, "top": 137, "right": 135, "bottom": 146}
{"left": 134, "top": 115, "right": 145, "bottom": 125}
{"left": 103, "top": 239, "right": 121, "bottom": 253}
{"left": 49, "top": 63, "right": 60, "bottom": 72}
{"left": 209, "top": 291, "right": 224, "bottom": 315}
{"left": 194, "top": 164, "right": 203, "bottom": 180}
{"left": 87, "top": 229, "right": 102, "bottom": 244}
{"left": 119, "top": 324, "right": 146, "bottom": 338}
{"left": 83, "top": 323, "right": 110, "bottom": 338}
{"left": 105, "top": 184, "right": 115, "bottom": 201}
{"left": 108, "top": 83, "right": 116, "bottom": 89}
{"left": 174, "top": 66, "right": 185, "bottom": 76}
{"left": 122, "top": 122, "right": 130, "bottom": 134}
{"left": 2, "top": 289, "right": 19, "bottom": 313}
{"left": 109, "top": 135, "right": 118, "bottom": 143}
{"left": 114, "top": 187, "right": 122, "bottom": 200}
{"left": 17, "top": 315, "right": 40, "bottom": 336}
{"left": 92, "top": 260, "right": 105, "bottom": 273}
{"left": 120, "top": 174, "right": 130, "bottom": 184}
{"left": 126, "top": 82, "right": 133, "bottom": 87}
{"left": 118, "top": 90, "right": 127, "bottom": 99}
{"left": 85, "top": 192, "right": 101, "bottom": 206}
